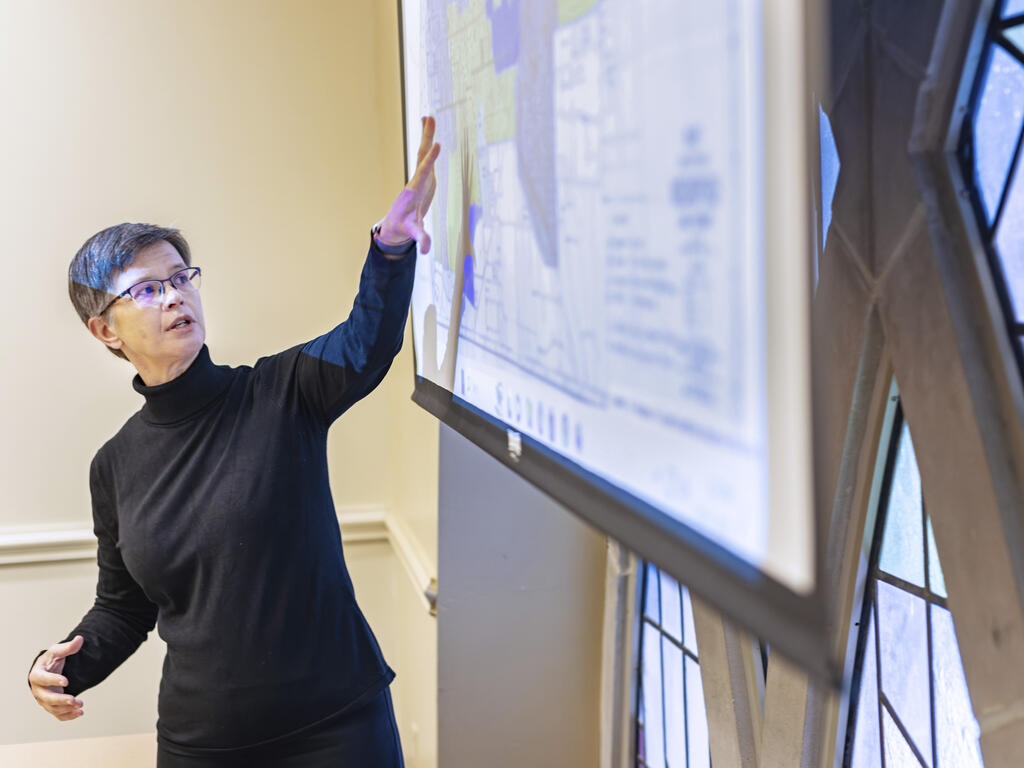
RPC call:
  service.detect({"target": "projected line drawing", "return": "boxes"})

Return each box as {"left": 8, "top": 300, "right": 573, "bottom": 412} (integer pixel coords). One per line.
{"left": 406, "top": 0, "right": 774, "bottom": 571}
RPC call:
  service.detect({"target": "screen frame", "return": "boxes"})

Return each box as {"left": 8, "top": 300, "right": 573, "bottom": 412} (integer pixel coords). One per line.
{"left": 397, "top": 0, "right": 837, "bottom": 685}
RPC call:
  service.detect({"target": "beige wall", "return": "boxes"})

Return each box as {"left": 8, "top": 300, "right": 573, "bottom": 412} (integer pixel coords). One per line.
{"left": 0, "top": 559, "right": 166, "bottom": 744}
{"left": 0, "top": 1, "right": 439, "bottom": 764}
{"left": 0, "top": 0, "right": 400, "bottom": 531}
{"left": 373, "top": 0, "right": 440, "bottom": 569}
{"left": 0, "top": 536, "right": 434, "bottom": 759}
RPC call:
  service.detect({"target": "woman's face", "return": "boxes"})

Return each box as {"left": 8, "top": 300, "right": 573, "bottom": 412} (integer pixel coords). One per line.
{"left": 92, "top": 240, "right": 206, "bottom": 384}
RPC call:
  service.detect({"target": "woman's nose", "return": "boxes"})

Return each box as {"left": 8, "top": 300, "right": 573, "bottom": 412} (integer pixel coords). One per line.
{"left": 161, "top": 282, "right": 184, "bottom": 308}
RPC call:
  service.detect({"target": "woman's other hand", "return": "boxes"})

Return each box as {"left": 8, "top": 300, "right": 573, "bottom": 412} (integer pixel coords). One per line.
{"left": 28, "top": 635, "right": 85, "bottom": 721}
{"left": 376, "top": 116, "right": 441, "bottom": 254}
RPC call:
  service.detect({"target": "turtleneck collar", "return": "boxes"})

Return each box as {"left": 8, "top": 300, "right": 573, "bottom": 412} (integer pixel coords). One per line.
{"left": 132, "top": 345, "right": 234, "bottom": 425}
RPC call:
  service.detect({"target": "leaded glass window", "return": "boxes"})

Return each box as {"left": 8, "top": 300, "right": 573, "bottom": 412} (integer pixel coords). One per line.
{"left": 636, "top": 562, "right": 710, "bottom": 768}
{"left": 844, "top": 405, "right": 983, "bottom": 767}
{"left": 960, "top": 0, "right": 1024, "bottom": 359}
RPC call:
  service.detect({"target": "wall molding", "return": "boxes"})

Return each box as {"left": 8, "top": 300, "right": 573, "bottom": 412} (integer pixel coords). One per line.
{"left": 338, "top": 506, "right": 438, "bottom": 616}
{"left": 0, "top": 526, "right": 96, "bottom": 566}
{"left": 0, "top": 507, "right": 438, "bottom": 615}
{"left": 385, "top": 511, "right": 438, "bottom": 616}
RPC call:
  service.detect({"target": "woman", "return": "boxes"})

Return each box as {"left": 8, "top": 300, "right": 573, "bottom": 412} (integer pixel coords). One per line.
{"left": 26, "top": 119, "right": 440, "bottom": 767}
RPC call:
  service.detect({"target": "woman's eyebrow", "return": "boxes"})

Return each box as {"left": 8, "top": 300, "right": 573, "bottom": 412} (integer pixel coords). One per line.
{"left": 133, "top": 263, "right": 187, "bottom": 282}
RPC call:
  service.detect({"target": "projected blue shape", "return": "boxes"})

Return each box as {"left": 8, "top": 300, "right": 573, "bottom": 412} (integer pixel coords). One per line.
{"left": 486, "top": 0, "right": 521, "bottom": 74}
{"left": 1006, "top": 0, "right": 1024, "bottom": 17}
{"left": 819, "top": 105, "right": 840, "bottom": 255}
{"left": 463, "top": 253, "right": 476, "bottom": 306}
{"left": 971, "top": 46, "right": 1024, "bottom": 223}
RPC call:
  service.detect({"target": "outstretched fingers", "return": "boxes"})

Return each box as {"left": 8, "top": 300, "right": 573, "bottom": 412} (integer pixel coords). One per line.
{"left": 411, "top": 142, "right": 441, "bottom": 190}
{"left": 416, "top": 116, "right": 437, "bottom": 166}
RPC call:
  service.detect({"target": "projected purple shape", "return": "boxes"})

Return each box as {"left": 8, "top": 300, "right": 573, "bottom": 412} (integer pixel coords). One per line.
{"left": 516, "top": 0, "right": 558, "bottom": 268}
{"left": 462, "top": 204, "right": 482, "bottom": 306}
{"left": 486, "top": 0, "right": 521, "bottom": 74}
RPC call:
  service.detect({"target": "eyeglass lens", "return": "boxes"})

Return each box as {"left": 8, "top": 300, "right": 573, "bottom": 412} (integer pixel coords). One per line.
{"left": 128, "top": 268, "right": 201, "bottom": 305}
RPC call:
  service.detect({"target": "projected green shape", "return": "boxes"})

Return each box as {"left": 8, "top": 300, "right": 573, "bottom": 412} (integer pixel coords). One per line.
{"left": 558, "top": 0, "right": 597, "bottom": 24}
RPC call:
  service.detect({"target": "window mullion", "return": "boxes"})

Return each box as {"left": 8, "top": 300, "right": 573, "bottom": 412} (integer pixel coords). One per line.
{"left": 923, "top": 499, "right": 938, "bottom": 766}
{"left": 988, "top": 99, "right": 1024, "bottom": 237}
{"left": 875, "top": 593, "right": 887, "bottom": 768}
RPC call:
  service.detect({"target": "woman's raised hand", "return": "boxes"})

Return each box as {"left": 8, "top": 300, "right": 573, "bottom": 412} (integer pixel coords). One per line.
{"left": 28, "top": 635, "right": 85, "bottom": 721}
{"left": 376, "top": 116, "right": 441, "bottom": 254}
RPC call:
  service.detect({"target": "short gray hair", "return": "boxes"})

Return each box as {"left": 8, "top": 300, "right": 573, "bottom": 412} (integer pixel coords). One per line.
{"left": 68, "top": 223, "right": 192, "bottom": 359}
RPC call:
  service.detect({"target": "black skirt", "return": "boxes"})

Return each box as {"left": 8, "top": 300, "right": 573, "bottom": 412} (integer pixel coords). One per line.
{"left": 155, "top": 687, "right": 405, "bottom": 768}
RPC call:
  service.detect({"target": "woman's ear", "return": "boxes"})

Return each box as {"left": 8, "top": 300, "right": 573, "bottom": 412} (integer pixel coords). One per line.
{"left": 87, "top": 314, "right": 124, "bottom": 353}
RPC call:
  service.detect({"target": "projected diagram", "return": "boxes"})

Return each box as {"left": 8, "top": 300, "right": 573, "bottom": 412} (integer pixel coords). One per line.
{"left": 405, "top": 0, "right": 771, "bottom": 568}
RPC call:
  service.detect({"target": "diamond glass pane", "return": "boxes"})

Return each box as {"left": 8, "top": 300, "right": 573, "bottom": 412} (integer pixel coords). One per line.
{"left": 686, "top": 656, "right": 710, "bottom": 768}
{"left": 660, "top": 570, "right": 682, "bottom": 642}
{"left": 971, "top": 45, "right": 1024, "bottom": 223}
{"left": 926, "top": 517, "right": 948, "bottom": 598}
{"left": 994, "top": 152, "right": 1024, "bottom": 320}
{"left": 851, "top": 614, "right": 881, "bottom": 768}
{"left": 877, "top": 581, "right": 932, "bottom": 762}
{"left": 932, "top": 606, "right": 985, "bottom": 767}
{"left": 879, "top": 425, "right": 926, "bottom": 587}
{"left": 645, "top": 562, "right": 660, "bottom": 622}
{"left": 1005, "top": 0, "right": 1024, "bottom": 18}
{"left": 1006, "top": 24, "right": 1024, "bottom": 52}
{"left": 641, "top": 621, "right": 665, "bottom": 768}
{"left": 883, "top": 707, "right": 926, "bottom": 768}
{"left": 682, "top": 584, "right": 698, "bottom": 654}
{"left": 663, "top": 640, "right": 685, "bottom": 768}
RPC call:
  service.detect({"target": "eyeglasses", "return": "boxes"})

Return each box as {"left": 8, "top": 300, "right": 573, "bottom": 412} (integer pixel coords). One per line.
{"left": 99, "top": 267, "right": 202, "bottom": 315}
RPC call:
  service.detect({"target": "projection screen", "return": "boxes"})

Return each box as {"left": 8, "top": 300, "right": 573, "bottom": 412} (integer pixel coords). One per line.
{"left": 398, "top": 0, "right": 834, "bottom": 682}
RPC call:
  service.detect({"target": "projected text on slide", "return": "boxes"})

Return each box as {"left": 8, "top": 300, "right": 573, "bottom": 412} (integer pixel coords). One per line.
{"left": 404, "top": 0, "right": 769, "bottom": 568}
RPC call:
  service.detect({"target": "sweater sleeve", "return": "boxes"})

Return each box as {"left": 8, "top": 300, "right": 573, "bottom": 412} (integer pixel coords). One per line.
{"left": 292, "top": 238, "right": 417, "bottom": 425}
{"left": 51, "top": 456, "right": 159, "bottom": 696}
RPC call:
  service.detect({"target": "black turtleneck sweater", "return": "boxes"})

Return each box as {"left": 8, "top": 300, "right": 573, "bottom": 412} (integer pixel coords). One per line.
{"left": 50, "top": 242, "right": 415, "bottom": 751}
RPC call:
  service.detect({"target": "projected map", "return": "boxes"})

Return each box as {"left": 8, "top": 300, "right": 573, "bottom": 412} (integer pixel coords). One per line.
{"left": 404, "top": 0, "right": 772, "bottom": 569}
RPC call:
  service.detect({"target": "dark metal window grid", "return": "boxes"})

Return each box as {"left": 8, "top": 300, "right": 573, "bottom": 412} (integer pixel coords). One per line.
{"left": 635, "top": 563, "right": 707, "bottom": 768}
{"left": 842, "top": 404, "right": 965, "bottom": 767}
{"left": 957, "top": 2, "right": 1024, "bottom": 373}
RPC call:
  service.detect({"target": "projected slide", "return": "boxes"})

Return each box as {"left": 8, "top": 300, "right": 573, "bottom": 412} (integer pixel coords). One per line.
{"left": 404, "top": 1, "right": 776, "bottom": 575}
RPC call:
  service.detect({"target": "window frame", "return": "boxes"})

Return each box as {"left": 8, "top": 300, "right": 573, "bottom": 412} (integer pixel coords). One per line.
{"left": 634, "top": 562, "right": 707, "bottom": 768}
{"left": 956, "top": 2, "right": 1024, "bottom": 381}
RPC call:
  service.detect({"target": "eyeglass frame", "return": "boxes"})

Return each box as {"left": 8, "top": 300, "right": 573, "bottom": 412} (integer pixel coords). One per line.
{"left": 97, "top": 266, "right": 202, "bottom": 317}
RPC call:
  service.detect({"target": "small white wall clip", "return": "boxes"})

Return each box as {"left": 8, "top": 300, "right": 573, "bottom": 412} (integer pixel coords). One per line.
{"left": 507, "top": 429, "right": 522, "bottom": 463}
